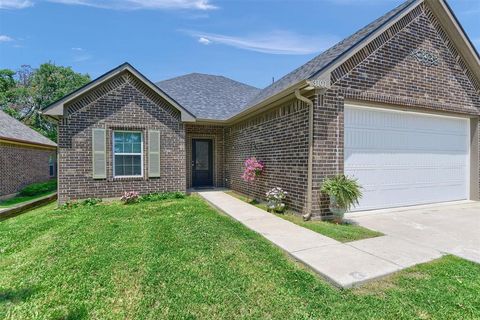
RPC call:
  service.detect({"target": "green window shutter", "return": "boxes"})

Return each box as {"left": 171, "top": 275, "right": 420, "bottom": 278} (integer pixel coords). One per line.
{"left": 92, "top": 128, "right": 107, "bottom": 179}
{"left": 148, "top": 130, "right": 161, "bottom": 178}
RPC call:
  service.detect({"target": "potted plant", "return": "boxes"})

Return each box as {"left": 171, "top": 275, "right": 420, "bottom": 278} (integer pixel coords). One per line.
{"left": 320, "top": 175, "right": 362, "bottom": 221}
{"left": 266, "top": 187, "right": 287, "bottom": 213}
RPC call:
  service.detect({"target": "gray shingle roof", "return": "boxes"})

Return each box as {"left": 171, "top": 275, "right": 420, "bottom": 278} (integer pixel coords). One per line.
{"left": 0, "top": 110, "right": 57, "bottom": 147}
{"left": 156, "top": 73, "right": 261, "bottom": 120}
{"left": 244, "top": 0, "right": 418, "bottom": 109}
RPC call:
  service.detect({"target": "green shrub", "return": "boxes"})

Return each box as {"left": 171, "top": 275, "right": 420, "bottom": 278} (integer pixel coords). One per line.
{"left": 19, "top": 179, "right": 57, "bottom": 196}
{"left": 60, "top": 200, "right": 79, "bottom": 210}
{"left": 140, "top": 192, "right": 186, "bottom": 202}
{"left": 81, "top": 198, "right": 102, "bottom": 206}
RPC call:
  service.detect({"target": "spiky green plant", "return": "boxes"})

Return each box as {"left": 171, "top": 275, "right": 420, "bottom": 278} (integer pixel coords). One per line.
{"left": 321, "top": 175, "right": 362, "bottom": 211}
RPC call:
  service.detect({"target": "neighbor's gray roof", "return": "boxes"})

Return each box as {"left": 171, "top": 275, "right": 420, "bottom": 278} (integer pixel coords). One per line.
{"left": 244, "top": 0, "right": 418, "bottom": 109}
{"left": 156, "top": 73, "right": 261, "bottom": 120}
{"left": 0, "top": 110, "right": 57, "bottom": 147}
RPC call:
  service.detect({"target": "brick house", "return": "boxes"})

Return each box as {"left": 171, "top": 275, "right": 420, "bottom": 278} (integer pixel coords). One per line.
{"left": 43, "top": 0, "right": 479, "bottom": 218}
{"left": 0, "top": 110, "right": 57, "bottom": 199}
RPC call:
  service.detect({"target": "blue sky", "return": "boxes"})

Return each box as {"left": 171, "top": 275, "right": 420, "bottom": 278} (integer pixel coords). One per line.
{"left": 0, "top": 0, "right": 479, "bottom": 88}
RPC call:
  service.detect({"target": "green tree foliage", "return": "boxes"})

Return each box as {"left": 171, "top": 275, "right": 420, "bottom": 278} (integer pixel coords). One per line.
{"left": 0, "top": 63, "right": 90, "bottom": 141}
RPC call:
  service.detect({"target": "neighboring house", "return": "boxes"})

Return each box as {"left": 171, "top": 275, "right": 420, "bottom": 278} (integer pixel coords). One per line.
{"left": 43, "top": 0, "right": 479, "bottom": 217}
{"left": 0, "top": 110, "right": 57, "bottom": 198}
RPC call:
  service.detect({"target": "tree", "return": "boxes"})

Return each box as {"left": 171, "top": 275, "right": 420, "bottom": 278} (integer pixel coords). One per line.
{"left": 0, "top": 63, "right": 90, "bottom": 141}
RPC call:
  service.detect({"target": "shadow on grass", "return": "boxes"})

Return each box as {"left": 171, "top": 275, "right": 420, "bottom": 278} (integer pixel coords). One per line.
{"left": 0, "top": 287, "right": 37, "bottom": 304}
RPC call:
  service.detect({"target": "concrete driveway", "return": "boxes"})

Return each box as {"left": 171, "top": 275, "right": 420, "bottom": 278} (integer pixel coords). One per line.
{"left": 350, "top": 201, "right": 480, "bottom": 264}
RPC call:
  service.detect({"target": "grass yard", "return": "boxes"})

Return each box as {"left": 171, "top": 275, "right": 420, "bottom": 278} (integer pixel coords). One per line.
{"left": 226, "top": 190, "right": 383, "bottom": 242}
{"left": 1, "top": 196, "right": 479, "bottom": 319}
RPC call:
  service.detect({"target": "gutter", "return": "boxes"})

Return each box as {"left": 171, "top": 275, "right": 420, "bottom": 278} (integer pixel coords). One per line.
{"left": 294, "top": 89, "right": 315, "bottom": 220}
{"left": 0, "top": 137, "right": 57, "bottom": 150}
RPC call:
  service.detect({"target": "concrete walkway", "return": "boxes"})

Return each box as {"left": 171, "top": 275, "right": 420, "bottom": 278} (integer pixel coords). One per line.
{"left": 198, "top": 191, "right": 443, "bottom": 288}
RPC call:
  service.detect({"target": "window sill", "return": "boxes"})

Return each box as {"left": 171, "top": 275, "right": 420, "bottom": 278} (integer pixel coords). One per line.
{"left": 112, "top": 176, "right": 145, "bottom": 181}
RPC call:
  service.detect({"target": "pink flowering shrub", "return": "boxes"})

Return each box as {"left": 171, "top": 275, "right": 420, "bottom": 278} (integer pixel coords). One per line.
{"left": 241, "top": 157, "right": 265, "bottom": 182}
{"left": 121, "top": 191, "right": 140, "bottom": 204}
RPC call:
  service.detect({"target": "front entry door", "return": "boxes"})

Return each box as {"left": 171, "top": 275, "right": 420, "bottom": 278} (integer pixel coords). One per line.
{"left": 192, "top": 139, "right": 213, "bottom": 187}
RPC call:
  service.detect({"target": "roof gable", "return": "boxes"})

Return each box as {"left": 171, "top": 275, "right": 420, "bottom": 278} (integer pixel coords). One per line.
{"left": 0, "top": 110, "right": 57, "bottom": 147}
{"left": 43, "top": 63, "right": 196, "bottom": 122}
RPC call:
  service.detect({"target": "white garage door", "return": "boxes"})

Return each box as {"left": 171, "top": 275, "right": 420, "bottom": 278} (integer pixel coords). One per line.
{"left": 345, "top": 105, "right": 469, "bottom": 211}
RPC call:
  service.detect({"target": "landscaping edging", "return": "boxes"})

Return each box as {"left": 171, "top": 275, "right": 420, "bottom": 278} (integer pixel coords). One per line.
{"left": 0, "top": 193, "right": 57, "bottom": 221}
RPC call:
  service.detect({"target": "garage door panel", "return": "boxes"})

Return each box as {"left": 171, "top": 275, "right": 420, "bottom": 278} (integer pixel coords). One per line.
{"left": 346, "top": 128, "right": 467, "bottom": 152}
{"left": 345, "top": 106, "right": 469, "bottom": 211}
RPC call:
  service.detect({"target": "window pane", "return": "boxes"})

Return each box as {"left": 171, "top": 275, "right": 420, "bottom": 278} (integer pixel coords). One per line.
{"left": 126, "top": 133, "right": 134, "bottom": 143}
{"left": 115, "top": 155, "right": 124, "bottom": 166}
{"left": 114, "top": 143, "right": 123, "bottom": 153}
{"left": 131, "top": 133, "right": 141, "bottom": 143}
{"left": 115, "top": 164, "right": 124, "bottom": 176}
{"left": 132, "top": 155, "right": 141, "bottom": 166}
{"left": 114, "top": 132, "right": 124, "bottom": 153}
{"left": 132, "top": 143, "right": 141, "bottom": 153}
{"left": 133, "top": 165, "right": 141, "bottom": 175}
{"left": 124, "top": 165, "right": 133, "bottom": 176}
{"left": 114, "top": 132, "right": 124, "bottom": 143}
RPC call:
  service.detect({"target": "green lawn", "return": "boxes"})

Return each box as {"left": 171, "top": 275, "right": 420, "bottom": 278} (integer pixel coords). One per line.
{"left": 1, "top": 196, "right": 479, "bottom": 319}
{"left": 0, "top": 192, "right": 56, "bottom": 208}
{"left": 226, "top": 190, "right": 383, "bottom": 243}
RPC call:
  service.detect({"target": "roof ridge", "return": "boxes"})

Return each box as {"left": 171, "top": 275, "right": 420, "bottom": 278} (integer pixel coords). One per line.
{"left": 156, "top": 72, "right": 260, "bottom": 90}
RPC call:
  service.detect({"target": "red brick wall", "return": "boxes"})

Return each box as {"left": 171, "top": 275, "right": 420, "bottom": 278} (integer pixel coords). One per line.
{"left": 224, "top": 98, "right": 310, "bottom": 214}
{"left": 57, "top": 71, "right": 186, "bottom": 203}
{"left": 312, "top": 3, "right": 480, "bottom": 216}
{"left": 0, "top": 142, "right": 56, "bottom": 196}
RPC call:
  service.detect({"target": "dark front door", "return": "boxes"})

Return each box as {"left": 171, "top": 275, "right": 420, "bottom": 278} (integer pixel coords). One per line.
{"left": 192, "top": 139, "right": 213, "bottom": 187}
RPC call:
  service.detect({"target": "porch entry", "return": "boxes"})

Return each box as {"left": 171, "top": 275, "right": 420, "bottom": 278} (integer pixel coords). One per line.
{"left": 192, "top": 139, "right": 213, "bottom": 187}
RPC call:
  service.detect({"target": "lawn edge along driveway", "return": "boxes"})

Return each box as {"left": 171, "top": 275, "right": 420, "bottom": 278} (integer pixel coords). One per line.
{"left": 225, "top": 190, "right": 383, "bottom": 243}
{"left": 198, "top": 190, "right": 444, "bottom": 288}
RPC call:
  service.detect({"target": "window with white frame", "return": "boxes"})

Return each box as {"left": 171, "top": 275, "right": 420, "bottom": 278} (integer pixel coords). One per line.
{"left": 113, "top": 131, "right": 143, "bottom": 177}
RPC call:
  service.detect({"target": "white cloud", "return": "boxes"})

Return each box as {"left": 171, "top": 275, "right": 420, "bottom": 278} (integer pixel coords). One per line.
{"left": 47, "top": 0, "right": 217, "bottom": 10}
{"left": 0, "top": 0, "right": 33, "bottom": 9}
{"left": 71, "top": 47, "right": 91, "bottom": 61}
{"left": 198, "top": 37, "right": 211, "bottom": 45}
{"left": 186, "top": 30, "right": 339, "bottom": 55}
{"left": 0, "top": 34, "right": 13, "bottom": 42}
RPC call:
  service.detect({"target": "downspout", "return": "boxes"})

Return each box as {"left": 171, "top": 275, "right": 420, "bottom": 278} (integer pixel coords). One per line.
{"left": 294, "top": 89, "right": 314, "bottom": 220}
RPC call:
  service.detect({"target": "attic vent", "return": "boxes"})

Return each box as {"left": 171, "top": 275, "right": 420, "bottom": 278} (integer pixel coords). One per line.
{"left": 410, "top": 49, "right": 439, "bottom": 67}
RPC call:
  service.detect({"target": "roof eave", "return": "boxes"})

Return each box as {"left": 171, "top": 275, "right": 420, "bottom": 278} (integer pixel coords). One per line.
{"left": 225, "top": 80, "right": 311, "bottom": 124}
{"left": 0, "top": 137, "right": 57, "bottom": 149}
